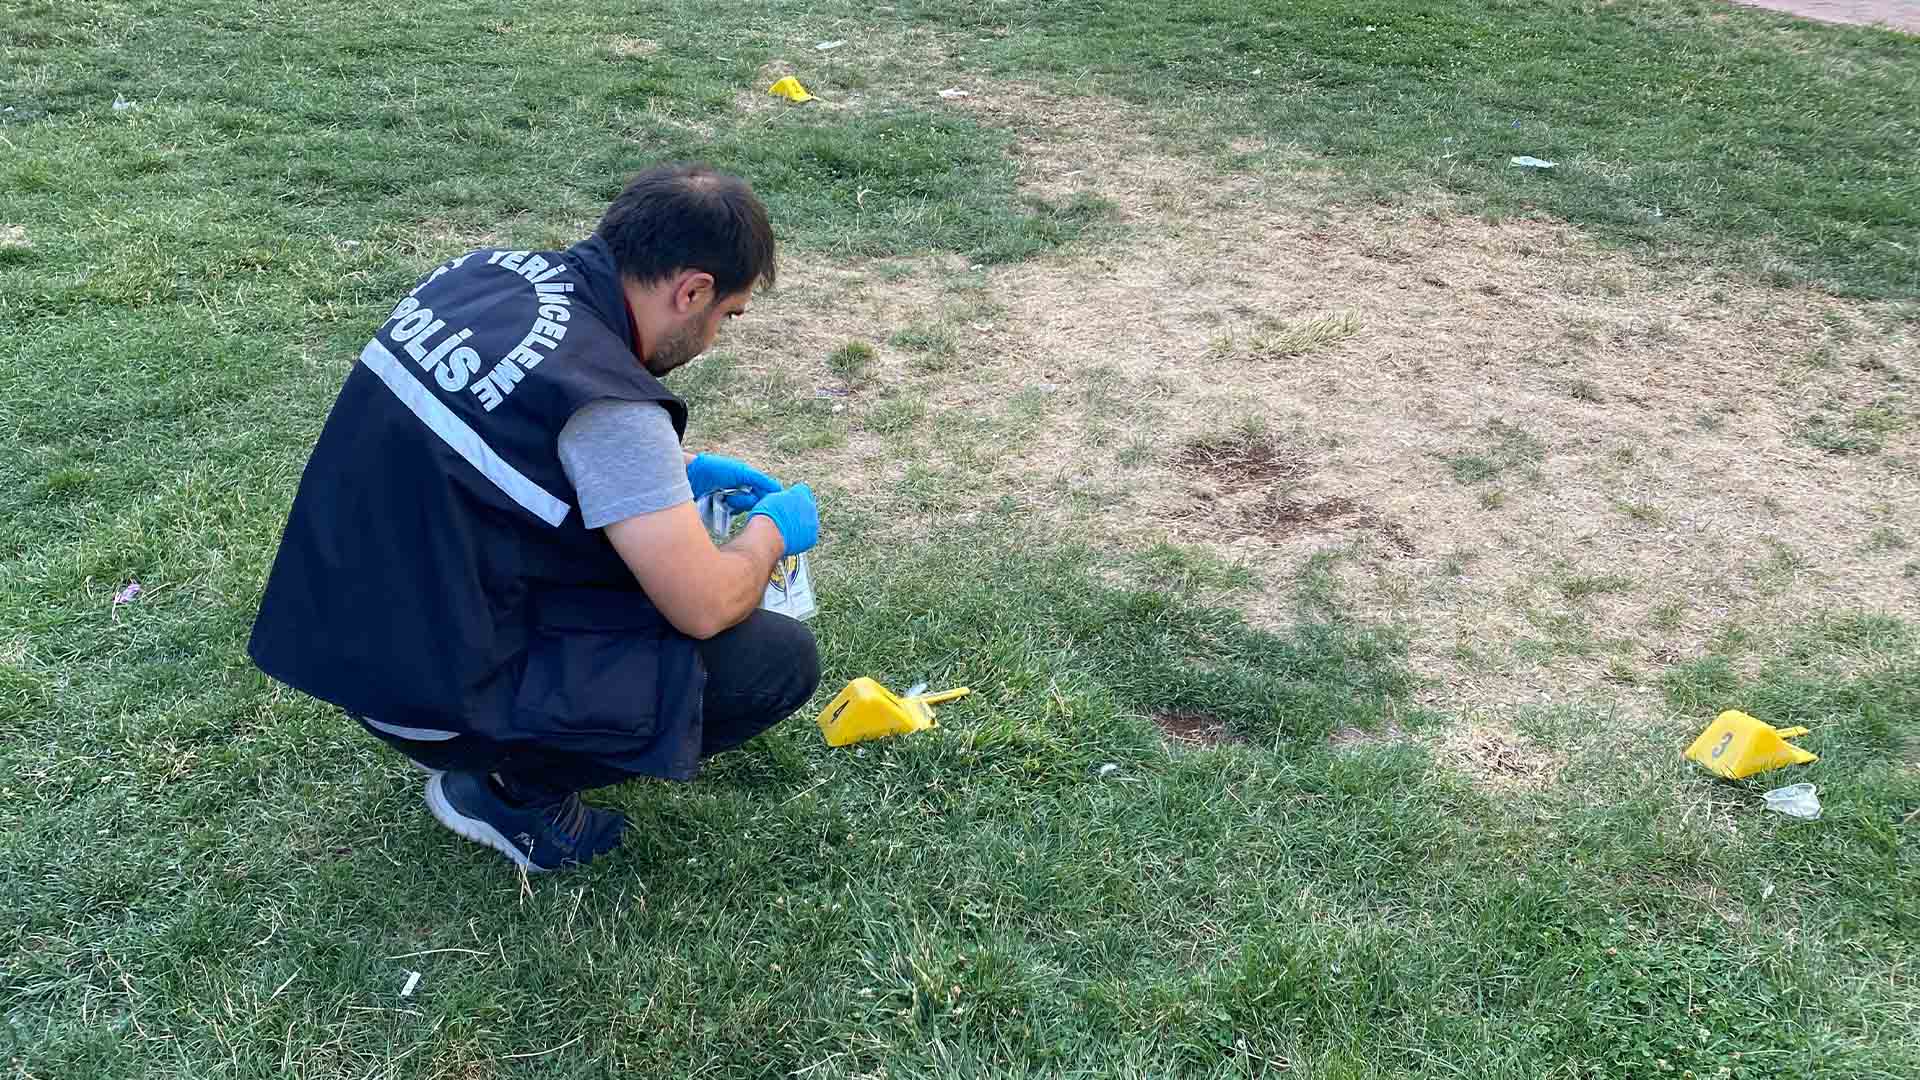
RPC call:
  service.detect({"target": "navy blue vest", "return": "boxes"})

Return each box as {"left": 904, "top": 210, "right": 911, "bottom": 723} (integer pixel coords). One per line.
{"left": 248, "top": 237, "right": 705, "bottom": 781}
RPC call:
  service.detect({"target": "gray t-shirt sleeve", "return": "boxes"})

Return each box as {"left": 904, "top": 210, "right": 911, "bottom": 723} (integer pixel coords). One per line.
{"left": 556, "top": 399, "right": 693, "bottom": 529}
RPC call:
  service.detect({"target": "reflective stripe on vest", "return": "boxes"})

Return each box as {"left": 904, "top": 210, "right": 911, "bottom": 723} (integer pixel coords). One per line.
{"left": 362, "top": 716, "right": 461, "bottom": 742}
{"left": 358, "top": 338, "right": 572, "bottom": 527}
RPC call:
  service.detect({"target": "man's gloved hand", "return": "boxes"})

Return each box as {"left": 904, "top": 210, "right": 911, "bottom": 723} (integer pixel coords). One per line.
{"left": 687, "top": 453, "right": 782, "bottom": 511}
{"left": 745, "top": 483, "right": 819, "bottom": 556}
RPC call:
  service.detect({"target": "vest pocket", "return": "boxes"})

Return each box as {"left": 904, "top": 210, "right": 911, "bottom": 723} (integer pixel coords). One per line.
{"left": 513, "top": 627, "right": 663, "bottom": 741}
{"left": 513, "top": 587, "right": 674, "bottom": 742}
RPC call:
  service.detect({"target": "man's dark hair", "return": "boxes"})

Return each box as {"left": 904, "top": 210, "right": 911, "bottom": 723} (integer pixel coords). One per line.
{"left": 596, "top": 163, "right": 776, "bottom": 296}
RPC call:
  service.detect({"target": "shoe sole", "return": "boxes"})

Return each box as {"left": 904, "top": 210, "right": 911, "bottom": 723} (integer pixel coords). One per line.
{"left": 422, "top": 773, "right": 548, "bottom": 873}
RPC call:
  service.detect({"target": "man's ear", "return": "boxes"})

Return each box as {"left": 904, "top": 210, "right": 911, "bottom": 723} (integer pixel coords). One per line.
{"left": 674, "top": 271, "right": 716, "bottom": 313}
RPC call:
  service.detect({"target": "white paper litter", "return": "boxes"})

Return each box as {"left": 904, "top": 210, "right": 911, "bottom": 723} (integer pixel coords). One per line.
{"left": 937, "top": 87, "right": 971, "bottom": 99}
{"left": 815, "top": 40, "right": 846, "bottom": 51}
{"left": 400, "top": 971, "right": 421, "bottom": 997}
{"left": 1510, "top": 155, "right": 1556, "bottom": 169}
{"left": 1762, "top": 782, "right": 1821, "bottom": 821}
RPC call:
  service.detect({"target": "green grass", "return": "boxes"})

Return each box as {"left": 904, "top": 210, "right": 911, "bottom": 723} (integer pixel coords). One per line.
{"left": 827, "top": 340, "right": 876, "bottom": 381}
{"left": 10, "top": 523, "right": 1917, "bottom": 1077}
{"left": 863, "top": 395, "right": 929, "bottom": 434}
{"left": 889, "top": 322, "right": 961, "bottom": 372}
{"left": 4, "top": 1, "right": 1920, "bottom": 1077}
{"left": 869, "top": 0, "right": 1919, "bottom": 297}
{"left": 1798, "top": 406, "right": 1906, "bottom": 455}
{"left": 1444, "top": 418, "right": 1548, "bottom": 486}
{"left": 1867, "top": 525, "right": 1909, "bottom": 552}
{"left": 1613, "top": 497, "right": 1667, "bottom": 525}
{"left": 1558, "top": 572, "right": 1636, "bottom": 602}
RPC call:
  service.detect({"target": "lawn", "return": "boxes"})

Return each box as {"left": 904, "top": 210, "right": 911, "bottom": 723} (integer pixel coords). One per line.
{"left": 2, "top": 2, "right": 1917, "bottom": 1077}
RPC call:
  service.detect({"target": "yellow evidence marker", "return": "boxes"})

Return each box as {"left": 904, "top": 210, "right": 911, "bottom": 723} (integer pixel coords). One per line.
{"left": 768, "top": 76, "right": 816, "bottom": 103}
{"left": 1683, "top": 710, "right": 1817, "bottom": 780}
{"left": 816, "top": 678, "right": 970, "bottom": 747}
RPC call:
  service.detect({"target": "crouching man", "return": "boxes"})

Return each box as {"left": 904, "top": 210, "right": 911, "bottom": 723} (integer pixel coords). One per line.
{"left": 248, "top": 164, "right": 820, "bottom": 872}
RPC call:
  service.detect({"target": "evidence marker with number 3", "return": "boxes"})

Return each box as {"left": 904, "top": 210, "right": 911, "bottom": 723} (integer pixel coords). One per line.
{"left": 1683, "top": 710, "right": 1817, "bottom": 780}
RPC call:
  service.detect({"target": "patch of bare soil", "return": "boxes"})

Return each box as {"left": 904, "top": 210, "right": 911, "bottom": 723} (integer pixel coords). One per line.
{"left": 1175, "top": 434, "right": 1314, "bottom": 491}
{"left": 695, "top": 81, "right": 1917, "bottom": 762}
{"left": 1154, "top": 711, "right": 1236, "bottom": 747}
{"left": 1233, "top": 496, "right": 1416, "bottom": 555}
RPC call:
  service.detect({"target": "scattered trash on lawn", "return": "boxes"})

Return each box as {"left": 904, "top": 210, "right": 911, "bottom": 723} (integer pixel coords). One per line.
{"left": 1097, "top": 763, "right": 1121, "bottom": 778}
{"left": 815, "top": 40, "right": 846, "bottom": 51}
{"left": 0, "top": 225, "right": 27, "bottom": 248}
{"left": 111, "top": 96, "right": 136, "bottom": 112}
{"left": 1762, "top": 783, "right": 1821, "bottom": 821}
{"left": 768, "top": 77, "right": 815, "bottom": 103}
{"left": 1510, "top": 156, "right": 1556, "bottom": 169}
{"left": 1684, "top": 709, "right": 1817, "bottom": 779}
{"left": 400, "top": 970, "right": 422, "bottom": 997}
{"left": 937, "top": 87, "right": 971, "bottom": 99}
{"left": 112, "top": 581, "right": 142, "bottom": 606}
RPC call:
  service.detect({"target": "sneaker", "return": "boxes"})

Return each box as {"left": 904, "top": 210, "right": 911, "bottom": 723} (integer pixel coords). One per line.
{"left": 423, "top": 770, "right": 628, "bottom": 872}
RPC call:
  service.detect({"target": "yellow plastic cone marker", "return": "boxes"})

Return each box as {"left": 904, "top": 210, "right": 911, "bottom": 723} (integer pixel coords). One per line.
{"left": 768, "top": 76, "right": 815, "bottom": 103}
{"left": 816, "top": 678, "right": 971, "bottom": 747}
{"left": 1684, "top": 710, "right": 1817, "bottom": 780}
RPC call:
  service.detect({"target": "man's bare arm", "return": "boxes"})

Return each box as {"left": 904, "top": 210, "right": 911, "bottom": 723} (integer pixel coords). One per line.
{"left": 603, "top": 503, "right": 782, "bottom": 640}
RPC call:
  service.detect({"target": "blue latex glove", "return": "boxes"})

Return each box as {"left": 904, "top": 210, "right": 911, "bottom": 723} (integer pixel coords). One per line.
{"left": 686, "top": 453, "right": 782, "bottom": 511}
{"left": 745, "top": 483, "right": 819, "bottom": 556}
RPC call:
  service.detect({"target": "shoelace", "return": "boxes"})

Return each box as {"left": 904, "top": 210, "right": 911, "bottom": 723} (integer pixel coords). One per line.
{"left": 542, "top": 794, "right": 590, "bottom": 847}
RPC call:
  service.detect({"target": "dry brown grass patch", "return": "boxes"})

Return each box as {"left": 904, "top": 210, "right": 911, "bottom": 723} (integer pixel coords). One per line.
{"left": 375, "top": 218, "right": 504, "bottom": 259}
{"left": 692, "top": 84, "right": 1916, "bottom": 763}
{"left": 606, "top": 35, "right": 661, "bottom": 58}
{"left": 1239, "top": 497, "right": 1418, "bottom": 555}
{"left": 1432, "top": 720, "right": 1560, "bottom": 791}
{"left": 1212, "top": 311, "right": 1364, "bottom": 362}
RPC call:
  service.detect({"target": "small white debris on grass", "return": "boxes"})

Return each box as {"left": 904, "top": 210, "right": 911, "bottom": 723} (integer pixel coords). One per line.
{"left": 815, "top": 40, "right": 846, "bottom": 51}
{"left": 400, "top": 970, "right": 421, "bottom": 997}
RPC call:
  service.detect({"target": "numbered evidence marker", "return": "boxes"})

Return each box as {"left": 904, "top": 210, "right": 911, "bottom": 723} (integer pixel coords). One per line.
{"left": 1683, "top": 710, "right": 1817, "bottom": 780}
